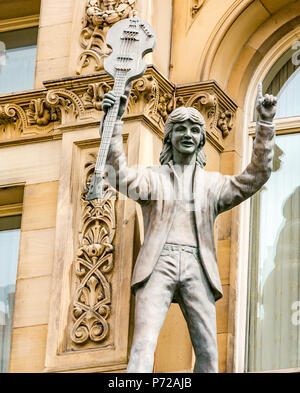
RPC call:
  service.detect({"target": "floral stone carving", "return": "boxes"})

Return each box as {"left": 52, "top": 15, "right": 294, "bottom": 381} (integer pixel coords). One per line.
{"left": 71, "top": 155, "right": 116, "bottom": 345}
{"left": 217, "top": 110, "right": 234, "bottom": 137}
{"left": 26, "top": 98, "right": 59, "bottom": 126}
{"left": 186, "top": 91, "right": 218, "bottom": 132}
{"left": 82, "top": 82, "right": 111, "bottom": 110}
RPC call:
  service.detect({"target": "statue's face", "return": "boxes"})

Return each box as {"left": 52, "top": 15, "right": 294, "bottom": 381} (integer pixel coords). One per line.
{"left": 170, "top": 119, "right": 203, "bottom": 158}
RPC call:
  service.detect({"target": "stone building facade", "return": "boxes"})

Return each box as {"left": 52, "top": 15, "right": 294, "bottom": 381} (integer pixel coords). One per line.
{"left": 0, "top": 0, "right": 299, "bottom": 373}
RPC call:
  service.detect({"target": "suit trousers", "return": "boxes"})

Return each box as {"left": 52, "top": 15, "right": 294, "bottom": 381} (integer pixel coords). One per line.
{"left": 127, "top": 243, "right": 218, "bottom": 373}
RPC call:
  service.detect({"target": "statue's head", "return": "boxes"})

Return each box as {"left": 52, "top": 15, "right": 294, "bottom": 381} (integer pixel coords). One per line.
{"left": 159, "top": 106, "right": 207, "bottom": 167}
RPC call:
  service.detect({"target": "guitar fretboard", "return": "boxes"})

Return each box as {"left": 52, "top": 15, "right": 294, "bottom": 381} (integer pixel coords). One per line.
{"left": 95, "top": 69, "right": 127, "bottom": 175}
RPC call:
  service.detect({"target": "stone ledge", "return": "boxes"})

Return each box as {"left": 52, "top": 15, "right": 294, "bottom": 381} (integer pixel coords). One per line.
{"left": 0, "top": 65, "right": 238, "bottom": 151}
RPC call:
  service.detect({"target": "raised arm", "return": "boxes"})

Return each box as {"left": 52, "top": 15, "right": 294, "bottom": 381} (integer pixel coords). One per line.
{"left": 101, "top": 88, "right": 151, "bottom": 202}
{"left": 217, "top": 83, "right": 277, "bottom": 214}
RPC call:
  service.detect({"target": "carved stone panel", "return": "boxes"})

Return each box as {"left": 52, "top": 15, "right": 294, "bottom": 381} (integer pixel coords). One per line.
{"left": 69, "top": 152, "right": 117, "bottom": 351}
{"left": 45, "top": 133, "right": 134, "bottom": 372}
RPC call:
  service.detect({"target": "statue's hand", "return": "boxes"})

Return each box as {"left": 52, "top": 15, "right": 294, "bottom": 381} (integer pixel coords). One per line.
{"left": 102, "top": 83, "right": 131, "bottom": 120}
{"left": 256, "top": 82, "right": 277, "bottom": 123}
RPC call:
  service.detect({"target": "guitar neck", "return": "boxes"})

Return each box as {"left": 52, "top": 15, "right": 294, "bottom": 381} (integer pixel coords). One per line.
{"left": 95, "top": 70, "right": 127, "bottom": 174}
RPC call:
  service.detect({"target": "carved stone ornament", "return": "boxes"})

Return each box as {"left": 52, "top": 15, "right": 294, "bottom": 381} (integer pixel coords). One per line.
{"left": 77, "top": 0, "right": 137, "bottom": 75}
{"left": 71, "top": 154, "right": 116, "bottom": 346}
{"left": 217, "top": 110, "right": 234, "bottom": 137}
{"left": 26, "top": 98, "right": 60, "bottom": 126}
{"left": 0, "top": 101, "right": 55, "bottom": 140}
{"left": 186, "top": 91, "right": 218, "bottom": 131}
{"left": 127, "top": 74, "right": 159, "bottom": 119}
{"left": 192, "top": 0, "right": 205, "bottom": 18}
{"left": 0, "top": 67, "right": 237, "bottom": 151}
{"left": 82, "top": 81, "right": 111, "bottom": 110}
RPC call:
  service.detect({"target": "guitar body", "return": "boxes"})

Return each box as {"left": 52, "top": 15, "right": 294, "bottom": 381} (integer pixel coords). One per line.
{"left": 104, "top": 18, "right": 156, "bottom": 85}
{"left": 86, "top": 17, "right": 156, "bottom": 201}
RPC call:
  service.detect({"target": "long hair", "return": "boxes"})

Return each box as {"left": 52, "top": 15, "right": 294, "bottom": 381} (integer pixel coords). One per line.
{"left": 159, "top": 107, "right": 207, "bottom": 167}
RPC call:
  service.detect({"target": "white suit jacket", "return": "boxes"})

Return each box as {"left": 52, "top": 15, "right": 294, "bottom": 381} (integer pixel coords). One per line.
{"left": 106, "top": 120, "right": 275, "bottom": 301}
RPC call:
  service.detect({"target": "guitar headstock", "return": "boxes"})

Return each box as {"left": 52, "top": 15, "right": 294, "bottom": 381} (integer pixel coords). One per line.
{"left": 85, "top": 173, "right": 107, "bottom": 201}
{"left": 104, "top": 17, "right": 156, "bottom": 86}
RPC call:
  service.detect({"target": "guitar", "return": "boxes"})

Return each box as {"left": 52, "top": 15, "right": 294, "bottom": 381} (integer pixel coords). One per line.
{"left": 86, "top": 17, "right": 156, "bottom": 201}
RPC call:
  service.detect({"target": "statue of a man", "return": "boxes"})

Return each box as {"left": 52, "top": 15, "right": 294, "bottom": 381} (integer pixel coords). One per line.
{"left": 101, "top": 83, "right": 277, "bottom": 373}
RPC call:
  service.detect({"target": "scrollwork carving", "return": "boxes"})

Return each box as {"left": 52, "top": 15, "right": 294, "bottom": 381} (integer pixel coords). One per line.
{"left": 0, "top": 100, "right": 57, "bottom": 139}
{"left": 217, "top": 110, "right": 234, "bottom": 137}
{"left": 127, "top": 74, "right": 159, "bottom": 118}
{"left": 186, "top": 91, "right": 218, "bottom": 131}
{"left": 77, "top": 0, "right": 137, "bottom": 75}
{"left": 45, "top": 89, "right": 86, "bottom": 124}
{"left": 71, "top": 155, "right": 116, "bottom": 346}
{"left": 126, "top": 74, "right": 183, "bottom": 131}
{"left": 82, "top": 82, "right": 111, "bottom": 110}
{"left": 0, "top": 104, "right": 23, "bottom": 139}
{"left": 0, "top": 103, "right": 26, "bottom": 126}
{"left": 0, "top": 68, "right": 237, "bottom": 145}
{"left": 26, "top": 98, "right": 59, "bottom": 126}
{"left": 157, "top": 92, "right": 174, "bottom": 123}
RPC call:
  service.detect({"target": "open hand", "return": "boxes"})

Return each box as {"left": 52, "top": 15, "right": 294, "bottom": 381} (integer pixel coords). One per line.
{"left": 256, "top": 82, "right": 277, "bottom": 122}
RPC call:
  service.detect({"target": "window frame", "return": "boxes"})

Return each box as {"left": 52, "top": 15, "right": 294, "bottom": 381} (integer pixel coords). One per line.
{"left": 245, "top": 120, "right": 300, "bottom": 373}
{"left": 0, "top": 189, "right": 23, "bottom": 373}
{"left": 234, "top": 28, "right": 300, "bottom": 374}
{"left": 0, "top": 13, "right": 39, "bottom": 96}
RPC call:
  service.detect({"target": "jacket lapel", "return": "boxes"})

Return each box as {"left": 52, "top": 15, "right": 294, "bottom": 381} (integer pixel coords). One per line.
{"left": 193, "top": 162, "right": 202, "bottom": 222}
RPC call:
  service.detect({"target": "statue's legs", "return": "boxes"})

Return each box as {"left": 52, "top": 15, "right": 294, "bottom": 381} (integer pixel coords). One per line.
{"left": 176, "top": 248, "right": 218, "bottom": 373}
{"left": 127, "top": 252, "right": 177, "bottom": 373}
{"left": 127, "top": 245, "right": 218, "bottom": 373}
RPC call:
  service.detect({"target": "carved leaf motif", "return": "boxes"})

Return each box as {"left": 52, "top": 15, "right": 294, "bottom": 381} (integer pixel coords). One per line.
{"left": 26, "top": 98, "right": 60, "bottom": 126}
{"left": 186, "top": 91, "right": 218, "bottom": 130}
{"left": 71, "top": 155, "right": 116, "bottom": 346}
{"left": 157, "top": 92, "right": 174, "bottom": 123}
{"left": 45, "top": 89, "right": 86, "bottom": 125}
{"left": 0, "top": 103, "right": 27, "bottom": 126}
{"left": 217, "top": 110, "right": 234, "bottom": 137}
{"left": 82, "top": 82, "right": 111, "bottom": 110}
{"left": 127, "top": 74, "right": 159, "bottom": 117}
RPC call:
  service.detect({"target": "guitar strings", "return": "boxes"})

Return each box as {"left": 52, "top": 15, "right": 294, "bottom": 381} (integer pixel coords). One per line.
{"left": 97, "top": 25, "right": 131, "bottom": 173}
{"left": 97, "top": 22, "right": 138, "bottom": 174}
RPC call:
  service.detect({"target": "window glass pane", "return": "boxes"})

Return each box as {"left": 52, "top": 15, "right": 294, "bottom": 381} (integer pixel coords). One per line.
{"left": 275, "top": 67, "right": 300, "bottom": 119}
{"left": 0, "top": 215, "right": 21, "bottom": 373}
{"left": 247, "top": 133, "right": 300, "bottom": 371}
{"left": 0, "top": 27, "right": 38, "bottom": 95}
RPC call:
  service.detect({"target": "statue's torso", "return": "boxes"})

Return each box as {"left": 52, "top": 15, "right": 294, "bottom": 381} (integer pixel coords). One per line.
{"left": 166, "top": 164, "right": 198, "bottom": 247}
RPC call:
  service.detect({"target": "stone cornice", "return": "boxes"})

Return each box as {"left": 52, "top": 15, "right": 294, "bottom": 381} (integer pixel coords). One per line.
{"left": 0, "top": 65, "right": 237, "bottom": 151}
{"left": 0, "top": 14, "right": 39, "bottom": 33}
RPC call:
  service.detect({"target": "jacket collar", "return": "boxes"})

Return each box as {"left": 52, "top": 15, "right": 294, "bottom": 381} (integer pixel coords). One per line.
{"left": 167, "top": 160, "right": 199, "bottom": 193}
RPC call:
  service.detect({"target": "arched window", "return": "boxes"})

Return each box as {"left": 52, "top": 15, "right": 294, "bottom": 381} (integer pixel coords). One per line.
{"left": 0, "top": 185, "right": 23, "bottom": 373}
{"left": 246, "top": 48, "right": 300, "bottom": 372}
{"left": 274, "top": 67, "right": 300, "bottom": 119}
